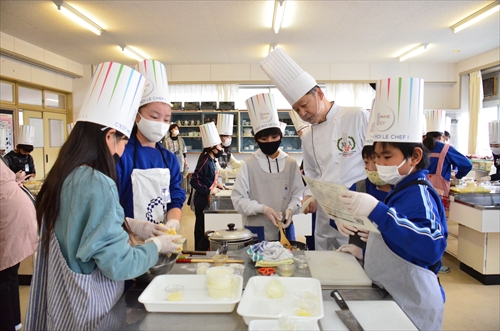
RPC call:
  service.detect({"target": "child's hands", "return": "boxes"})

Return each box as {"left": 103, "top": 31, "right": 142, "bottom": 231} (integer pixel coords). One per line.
{"left": 339, "top": 191, "right": 379, "bottom": 217}
{"left": 337, "top": 244, "right": 363, "bottom": 260}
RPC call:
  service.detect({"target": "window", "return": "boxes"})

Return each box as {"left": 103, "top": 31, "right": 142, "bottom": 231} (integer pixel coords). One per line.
{"left": 18, "top": 86, "right": 43, "bottom": 106}
{"left": 477, "top": 105, "right": 500, "bottom": 156}
{"left": 0, "top": 81, "right": 14, "bottom": 103}
{"left": 45, "top": 91, "right": 66, "bottom": 109}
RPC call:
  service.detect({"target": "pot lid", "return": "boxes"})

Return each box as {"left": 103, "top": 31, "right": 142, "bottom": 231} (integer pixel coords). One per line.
{"left": 210, "top": 223, "right": 254, "bottom": 242}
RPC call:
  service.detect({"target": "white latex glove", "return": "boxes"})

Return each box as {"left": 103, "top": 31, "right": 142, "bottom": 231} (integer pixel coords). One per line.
{"left": 283, "top": 209, "right": 293, "bottom": 229}
{"left": 146, "top": 234, "right": 182, "bottom": 254}
{"left": 165, "top": 219, "right": 180, "bottom": 231}
{"left": 262, "top": 205, "right": 280, "bottom": 227}
{"left": 334, "top": 220, "right": 357, "bottom": 237}
{"left": 126, "top": 218, "right": 166, "bottom": 240}
{"left": 357, "top": 230, "right": 369, "bottom": 242}
{"left": 337, "top": 244, "right": 363, "bottom": 260}
{"left": 339, "top": 190, "right": 379, "bottom": 217}
{"left": 210, "top": 187, "right": 220, "bottom": 195}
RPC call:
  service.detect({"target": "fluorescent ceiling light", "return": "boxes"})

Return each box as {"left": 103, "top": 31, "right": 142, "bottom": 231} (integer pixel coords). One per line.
{"left": 398, "top": 43, "right": 429, "bottom": 62}
{"left": 272, "top": 0, "right": 287, "bottom": 34}
{"left": 268, "top": 43, "right": 277, "bottom": 55}
{"left": 121, "top": 46, "right": 147, "bottom": 61}
{"left": 54, "top": 1, "right": 103, "bottom": 35}
{"left": 451, "top": 0, "right": 499, "bottom": 33}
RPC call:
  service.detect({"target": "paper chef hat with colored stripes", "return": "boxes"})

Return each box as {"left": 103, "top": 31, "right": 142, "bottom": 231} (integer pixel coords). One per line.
{"left": 245, "top": 93, "right": 280, "bottom": 134}
{"left": 216, "top": 113, "right": 234, "bottom": 136}
{"left": 77, "top": 62, "right": 146, "bottom": 138}
{"left": 279, "top": 122, "right": 287, "bottom": 135}
{"left": 425, "top": 110, "right": 446, "bottom": 133}
{"left": 370, "top": 77, "right": 424, "bottom": 143}
{"left": 200, "top": 122, "right": 221, "bottom": 148}
{"left": 135, "top": 59, "right": 171, "bottom": 107}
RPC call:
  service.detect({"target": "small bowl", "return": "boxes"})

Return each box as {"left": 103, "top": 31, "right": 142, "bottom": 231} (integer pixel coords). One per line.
{"left": 165, "top": 284, "right": 184, "bottom": 301}
{"left": 205, "top": 266, "right": 234, "bottom": 288}
{"left": 277, "top": 264, "right": 295, "bottom": 277}
{"left": 293, "top": 255, "right": 308, "bottom": 269}
{"left": 212, "top": 254, "right": 228, "bottom": 266}
{"left": 228, "top": 263, "right": 245, "bottom": 276}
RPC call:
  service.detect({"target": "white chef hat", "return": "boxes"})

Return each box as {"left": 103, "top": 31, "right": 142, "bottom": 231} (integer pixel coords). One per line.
{"left": 245, "top": 93, "right": 280, "bottom": 134}
{"left": 279, "top": 122, "right": 287, "bottom": 135}
{"left": 77, "top": 62, "right": 146, "bottom": 138}
{"left": 135, "top": 59, "right": 171, "bottom": 107}
{"left": 200, "top": 122, "right": 221, "bottom": 148}
{"left": 425, "top": 110, "right": 446, "bottom": 133}
{"left": 371, "top": 77, "right": 425, "bottom": 143}
{"left": 0, "top": 128, "right": 8, "bottom": 149}
{"left": 489, "top": 120, "right": 500, "bottom": 144}
{"left": 67, "top": 122, "right": 75, "bottom": 134}
{"left": 216, "top": 113, "right": 234, "bottom": 136}
{"left": 445, "top": 117, "right": 451, "bottom": 133}
{"left": 18, "top": 125, "right": 35, "bottom": 146}
{"left": 260, "top": 47, "right": 317, "bottom": 106}
{"left": 289, "top": 110, "right": 309, "bottom": 132}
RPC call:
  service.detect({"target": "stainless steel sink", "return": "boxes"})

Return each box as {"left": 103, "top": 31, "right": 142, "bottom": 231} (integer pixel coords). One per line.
{"left": 453, "top": 193, "right": 500, "bottom": 210}
{"left": 205, "top": 196, "right": 237, "bottom": 213}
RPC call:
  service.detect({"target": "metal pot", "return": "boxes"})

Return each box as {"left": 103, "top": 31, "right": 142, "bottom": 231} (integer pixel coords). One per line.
{"left": 205, "top": 223, "right": 256, "bottom": 251}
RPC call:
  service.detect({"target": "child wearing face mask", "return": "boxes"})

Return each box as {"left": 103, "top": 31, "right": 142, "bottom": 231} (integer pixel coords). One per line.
{"left": 231, "top": 93, "right": 303, "bottom": 242}
{"left": 190, "top": 122, "right": 226, "bottom": 251}
{"left": 215, "top": 114, "right": 242, "bottom": 182}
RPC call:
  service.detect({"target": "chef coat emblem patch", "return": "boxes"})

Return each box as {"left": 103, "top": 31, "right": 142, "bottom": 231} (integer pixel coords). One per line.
{"left": 337, "top": 133, "right": 356, "bottom": 157}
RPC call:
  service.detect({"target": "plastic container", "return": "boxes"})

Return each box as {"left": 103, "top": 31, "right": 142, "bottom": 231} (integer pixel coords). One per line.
{"left": 228, "top": 263, "right": 245, "bottom": 276}
{"left": 278, "top": 264, "right": 295, "bottom": 277}
{"left": 212, "top": 254, "right": 228, "bottom": 266}
{"left": 294, "top": 255, "right": 308, "bottom": 269}
{"left": 165, "top": 284, "right": 184, "bottom": 301}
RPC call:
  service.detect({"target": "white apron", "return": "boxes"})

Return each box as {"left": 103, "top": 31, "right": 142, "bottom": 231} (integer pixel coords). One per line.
{"left": 25, "top": 230, "right": 123, "bottom": 330}
{"left": 131, "top": 141, "right": 171, "bottom": 224}
{"left": 364, "top": 232, "right": 444, "bottom": 331}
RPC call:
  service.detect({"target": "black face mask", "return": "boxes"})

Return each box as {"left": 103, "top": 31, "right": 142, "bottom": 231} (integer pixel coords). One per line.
{"left": 113, "top": 153, "right": 121, "bottom": 164}
{"left": 212, "top": 148, "right": 223, "bottom": 158}
{"left": 257, "top": 139, "right": 282, "bottom": 155}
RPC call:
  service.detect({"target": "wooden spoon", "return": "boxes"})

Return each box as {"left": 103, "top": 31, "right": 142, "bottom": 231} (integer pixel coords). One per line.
{"left": 278, "top": 221, "right": 292, "bottom": 249}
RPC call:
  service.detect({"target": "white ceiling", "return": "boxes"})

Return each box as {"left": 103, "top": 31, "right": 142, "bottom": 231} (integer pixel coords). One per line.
{"left": 0, "top": 0, "right": 499, "bottom": 67}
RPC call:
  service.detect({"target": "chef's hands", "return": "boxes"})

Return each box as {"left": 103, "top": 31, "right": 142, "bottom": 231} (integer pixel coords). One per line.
{"left": 15, "top": 170, "right": 29, "bottom": 185}
{"left": 337, "top": 244, "right": 363, "bottom": 260}
{"left": 334, "top": 220, "right": 357, "bottom": 237}
{"left": 301, "top": 195, "right": 317, "bottom": 214}
{"left": 146, "top": 234, "right": 182, "bottom": 254}
{"left": 357, "top": 230, "right": 369, "bottom": 242}
{"left": 262, "top": 205, "right": 280, "bottom": 227}
{"left": 210, "top": 187, "right": 220, "bottom": 195}
{"left": 283, "top": 209, "right": 293, "bottom": 228}
{"left": 216, "top": 182, "right": 227, "bottom": 190}
{"left": 165, "top": 219, "right": 180, "bottom": 231}
{"left": 126, "top": 218, "right": 167, "bottom": 240}
{"left": 339, "top": 191, "right": 379, "bottom": 217}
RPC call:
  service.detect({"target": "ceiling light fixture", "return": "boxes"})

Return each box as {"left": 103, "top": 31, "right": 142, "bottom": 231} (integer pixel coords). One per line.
{"left": 268, "top": 43, "right": 278, "bottom": 55}
{"left": 272, "top": 0, "right": 287, "bottom": 34}
{"left": 120, "top": 46, "right": 146, "bottom": 61}
{"left": 53, "top": 1, "right": 103, "bottom": 35}
{"left": 451, "top": 0, "right": 499, "bottom": 33}
{"left": 398, "top": 43, "right": 429, "bottom": 62}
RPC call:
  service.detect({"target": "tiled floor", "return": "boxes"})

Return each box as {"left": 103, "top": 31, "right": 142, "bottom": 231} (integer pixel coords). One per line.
{"left": 18, "top": 205, "right": 500, "bottom": 330}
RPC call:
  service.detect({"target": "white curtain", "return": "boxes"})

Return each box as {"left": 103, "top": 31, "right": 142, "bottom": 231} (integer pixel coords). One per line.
{"left": 169, "top": 84, "right": 238, "bottom": 102}
{"left": 468, "top": 71, "right": 483, "bottom": 154}
{"left": 325, "top": 83, "right": 375, "bottom": 109}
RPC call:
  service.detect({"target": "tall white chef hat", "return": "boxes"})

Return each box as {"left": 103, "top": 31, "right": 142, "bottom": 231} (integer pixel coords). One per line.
{"left": 260, "top": 47, "right": 317, "bottom": 106}
{"left": 135, "top": 59, "right": 171, "bottom": 107}
{"left": 279, "top": 122, "right": 287, "bottom": 135}
{"left": 0, "top": 128, "right": 7, "bottom": 150}
{"left": 200, "top": 122, "right": 221, "bottom": 148}
{"left": 77, "top": 62, "right": 146, "bottom": 138}
{"left": 289, "top": 110, "right": 309, "bottom": 132}
{"left": 245, "top": 93, "right": 280, "bottom": 134}
{"left": 445, "top": 117, "right": 451, "bottom": 133}
{"left": 425, "top": 110, "right": 446, "bottom": 133}
{"left": 216, "top": 113, "right": 234, "bottom": 136}
{"left": 67, "top": 122, "right": 75, "bottom": 134}
{"left": 488, "top": 120, "right": 500, "bottom": 144}
{"left": 371, "top": 77, "right": 424, "bottom": 143}
{"left": 18, "top": 125, "right": 35, "bottom": 146}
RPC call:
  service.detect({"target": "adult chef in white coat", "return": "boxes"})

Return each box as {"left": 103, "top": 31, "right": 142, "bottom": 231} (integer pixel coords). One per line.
{"left": 260, "top": 47, "right": 368, "bottom": 250}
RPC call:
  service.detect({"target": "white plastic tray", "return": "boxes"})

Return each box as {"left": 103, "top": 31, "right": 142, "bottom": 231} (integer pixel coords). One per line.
{"left": 138, "top": 274, "right": 243, "bottom": 313}
{"left": 249, "top": 319, "right": 320, "bottom": 330}
{"left": 237, "top": 276, "right": 324, "bottom": 325}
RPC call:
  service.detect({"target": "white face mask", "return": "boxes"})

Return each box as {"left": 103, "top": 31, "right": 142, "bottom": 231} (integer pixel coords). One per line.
{"left": 222, "top": 138, "right": 232, "bottom": 147}
{"left": 491, "top": 147, "right": 500, "bottom": 155}
{"left": 137, "top": 113, "right": 170, "bottom": 142}
{"left": 172, "top": 129, "right": 179, "bottom": 136}
{"left": 376, "top": 159, "right": 414, "bottom": 185}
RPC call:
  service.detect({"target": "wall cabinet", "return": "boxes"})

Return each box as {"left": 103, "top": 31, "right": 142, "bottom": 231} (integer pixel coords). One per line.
{"left": 171, "top": 110, "right": 302, "bottom": 154}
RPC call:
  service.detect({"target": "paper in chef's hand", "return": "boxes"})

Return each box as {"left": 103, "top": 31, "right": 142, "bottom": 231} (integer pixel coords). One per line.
{"left": 302, "top": 176, "right": 380, "bottom": 234}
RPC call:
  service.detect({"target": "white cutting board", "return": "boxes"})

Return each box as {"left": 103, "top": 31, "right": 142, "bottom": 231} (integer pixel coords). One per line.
{"left": 320, "top": 301, "right": 417, "bottom": 330}
{"left": 304, "top": 251, "right": 372, "bottom": 286}
{"left": 215, "top": 189, "right": 233, "bottom": 197}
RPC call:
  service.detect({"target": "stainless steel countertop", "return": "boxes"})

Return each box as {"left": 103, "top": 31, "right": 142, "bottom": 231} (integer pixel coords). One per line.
{"left": 95, "top": 251, "right": 389, "bottom": 330}
{"left": 452, "top": 193, "right": 500, "bottom": 210}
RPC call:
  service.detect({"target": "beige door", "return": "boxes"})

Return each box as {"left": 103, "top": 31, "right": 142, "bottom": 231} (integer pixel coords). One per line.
{"left": 22, "top": 110, "right": 44, "bottom": 180}
{"left": 43, "top": 112, "right": 67, "bottom": 174}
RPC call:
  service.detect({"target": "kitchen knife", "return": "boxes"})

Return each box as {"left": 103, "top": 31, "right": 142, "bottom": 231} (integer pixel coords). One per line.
{"left": 331, "top": 290, "right": 364, "bottom": 331}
